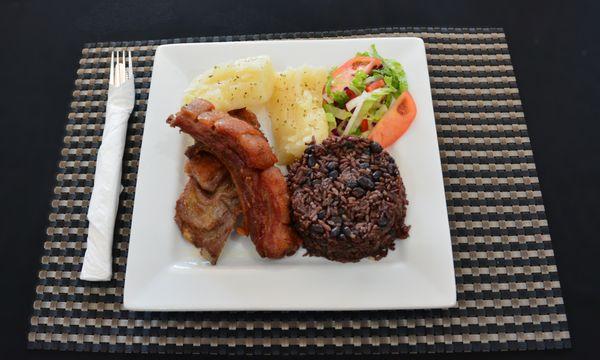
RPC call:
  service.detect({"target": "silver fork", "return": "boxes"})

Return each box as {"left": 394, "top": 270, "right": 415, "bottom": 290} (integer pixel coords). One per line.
{"left": 106, "top": 50, "right": 135, "bottom": 115}
{"left": 109, "top": 50, "right": 134, "bottom": 88}
{"left": 81, "top": 50, "right": 135, "bottom": 281}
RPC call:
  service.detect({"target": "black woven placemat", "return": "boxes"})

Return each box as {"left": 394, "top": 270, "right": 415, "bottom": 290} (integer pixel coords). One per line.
{"left": 27, "top": 27, "right": 570, "bottom": 355}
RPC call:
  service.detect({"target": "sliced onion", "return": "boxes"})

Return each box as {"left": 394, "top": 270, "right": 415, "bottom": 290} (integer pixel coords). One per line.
{"left": 343, "top": 99, "right": 365, "bottom": 135}
{"left": 345, "top": 91, "right": 368, "bottom": 111}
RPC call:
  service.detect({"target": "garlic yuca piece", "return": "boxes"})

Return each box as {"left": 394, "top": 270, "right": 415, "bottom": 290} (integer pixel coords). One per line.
{"left": 183, "top": 55, "right": 276, "bottom": 111}
{"left": 267, "top": 66, "right": 329, "bottom": 164}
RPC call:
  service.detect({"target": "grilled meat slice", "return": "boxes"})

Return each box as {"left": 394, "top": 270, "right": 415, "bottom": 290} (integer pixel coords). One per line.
{"left": 175, "top": 178, "right": 240, "bottom": 265}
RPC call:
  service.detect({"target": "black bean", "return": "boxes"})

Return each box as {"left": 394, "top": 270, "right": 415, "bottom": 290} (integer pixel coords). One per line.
{"left": 358, "top": 176, "right": 374, "bottom": 190}
{"left": 330, "top": 226, "right": 341, "bottom": 238}
{"left": 342, "top": 226, "right": 353, "bottom": 238}
{"left": 310, "top": 224, "right": 324, "bottom": 234}
{"left": 326, "top": 161, "right": 337, "bottom": 171}
{"left": 330, "top": 216, "right": 342, "bottom": 225}
{"left": 328, "top": 170, "right": 339, "bottom": 179}
{"left": 345, "top": 179, "right": 358, "bottom": 188}
{"left": 317, "top": 210, "right": 326, "bottom": 220}
{"left": 344, "top": 140, "right": 354, "bottom": 148}
{"left": 378, "top": 215, "right": 388, "bottom": 227}
{"left": 372, "top": 170, "right": 382, "bottom": 180}
{"left": 352, "top": 187, "right": 365, "bottom": 197}
{"left": 307, "top": 155, "right": 316, "bottom": 167}
{"left": 359, "top": 162, "right": 370, "bottom": 169}
{"left": 370, "top": 141, "right": 383, "bottom": 154}
{"left": 387, "top": 163, "right": 397, "bottom": 174}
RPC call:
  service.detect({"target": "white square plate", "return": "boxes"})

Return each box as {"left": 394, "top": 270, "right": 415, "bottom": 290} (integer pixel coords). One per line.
{"left": 123, "top": 37, "right": 456, "bottom": 311}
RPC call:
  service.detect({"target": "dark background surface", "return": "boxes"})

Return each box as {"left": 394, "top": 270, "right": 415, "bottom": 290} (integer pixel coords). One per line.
{"left": 1, "top": 0, "right": 599, "bottom": 359}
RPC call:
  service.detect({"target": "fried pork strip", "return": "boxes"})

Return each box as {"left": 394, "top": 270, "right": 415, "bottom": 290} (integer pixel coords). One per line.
{"left": 168, "top": 99, "right": 300, "bottom": 258}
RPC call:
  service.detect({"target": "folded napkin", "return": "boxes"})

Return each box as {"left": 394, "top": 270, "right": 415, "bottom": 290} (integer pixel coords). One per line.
{"left": 80, "top": 79, "right": 135, "bottom": 281}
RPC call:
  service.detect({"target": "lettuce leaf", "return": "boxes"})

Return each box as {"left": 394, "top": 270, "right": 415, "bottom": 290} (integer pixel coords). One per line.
{"left": 343, "top": 88, "right": 392, "bottom": 135}
{"left": 325, "top": 112, "right": 337, "bottom": 131}
{"left": 351, "top": 70, "right": 368, "bottom": 93}
{"left": 359, "top": 88, "right": 393, "bottom": 119}
{"left": 324, "top": 74, "right": 333, "bottom": 98}
{"left": 369, "top": 44, "right": 383, "bottom": 59}
{"left": 332, "top": 90, "right": 349, "bottom": 106}
{"left": 324, "top": 103, "right": 352, "bottom": 120}
{"left": 369, "top": 103, "right": 389, "bottom": 122}
{"left": 368, "top": 44, "right": 408, "bottom": 98}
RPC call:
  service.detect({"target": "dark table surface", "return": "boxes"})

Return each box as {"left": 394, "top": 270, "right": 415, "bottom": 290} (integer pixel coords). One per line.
{"left": 1, "top": 0, "right": 599, "bottom": 359}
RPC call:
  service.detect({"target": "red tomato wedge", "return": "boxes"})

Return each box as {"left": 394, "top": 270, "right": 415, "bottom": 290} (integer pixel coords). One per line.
{"left": 330, "top": 56, "right": 382, "bottom": 93}
{"left": 369, "top": 91, "right": 417, "bottom": 148}
{"left": 360, "top": 119, "right": 369, "bottom": 132}
{"left": 365, "top": 78, "right": 385, "bottom": 92}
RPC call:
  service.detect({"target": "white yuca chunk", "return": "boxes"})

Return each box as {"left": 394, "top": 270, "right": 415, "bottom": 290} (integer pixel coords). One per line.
{"left": 267, "top": 66, "right": 328, "bottom": 164}
{"left": 182, "top": 55, "right": 275, "bottom": 111}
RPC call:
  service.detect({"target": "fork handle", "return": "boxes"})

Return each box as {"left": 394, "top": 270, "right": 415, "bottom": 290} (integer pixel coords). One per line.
{"left": 80, "top": 105, "right": 131, "bottom": 281}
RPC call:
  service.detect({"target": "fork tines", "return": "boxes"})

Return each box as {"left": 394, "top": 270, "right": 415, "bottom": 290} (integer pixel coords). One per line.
{"left": 109, "top": 50, "right": 133, "bottom": 87}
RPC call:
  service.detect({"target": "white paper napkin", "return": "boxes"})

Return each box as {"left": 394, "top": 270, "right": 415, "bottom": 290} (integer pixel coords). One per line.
{"left": 80, "top": 80, "right": 134, "bottom": 281}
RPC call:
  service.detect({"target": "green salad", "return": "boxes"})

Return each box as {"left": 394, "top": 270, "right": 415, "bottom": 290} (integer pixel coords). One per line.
{"left": 322, "top": 45, "right": 410, "bottom": 138}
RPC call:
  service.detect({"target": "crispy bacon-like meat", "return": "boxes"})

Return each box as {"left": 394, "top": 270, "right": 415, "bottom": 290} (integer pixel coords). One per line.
{"left": 185, "top": 153, "right": 229, "bottom": 193}
{"left": 175, "top": 107, "right": 264, "bottom": 264}
{"left": 168, "top": 99, "right": 300, "bottom": 258}
{"left": 228, "top": 108, "right": 260, "bottom": 129}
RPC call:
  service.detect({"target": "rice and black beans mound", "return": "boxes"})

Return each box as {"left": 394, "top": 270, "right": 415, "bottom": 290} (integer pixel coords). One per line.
{"left": 287, "top": 136, "right": 409, "bottom": 262}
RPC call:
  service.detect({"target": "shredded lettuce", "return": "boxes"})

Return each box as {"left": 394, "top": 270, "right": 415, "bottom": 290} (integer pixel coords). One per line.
{"left": 324, "top": 103, "right": 352, "bottom": 120}
{"left": 366, "top": 44, "right": 408, "bottom": 98}
{"left": 350, "top": 70, "right": 368, "bottom": 93}
{"left": 376, "top": 59, "right": 408, "bottom": 97}
{"left": 325, "top": 112, "right": 337, "bottom": 131}
{"left": 324, "top": 44, "right": 410, "bottom": 137}
{"left": 324, "top": 74, "right": 333, "bottom": 98}
{"left": 343, "top": 88, "right": 392, "bottom": 135}
{"left": 369, "top": 44, "right": 383, "bottom": 59}
{"left": 368, "top": 103, "right": 389, "bottom": 122}
{"left": 331, "top": 90, "right": 349, "bottom": 106}
{"left": 365, "top": 74, "right": 382, "bottom": 84}
{"left": 359, "top": 88, "right": 393, "bottom": 120}
{"left": 328, "top": 70, "right": 348, "bottom": 106}
{"left": 350, "top": 127, "right": 362, "bottom": 136}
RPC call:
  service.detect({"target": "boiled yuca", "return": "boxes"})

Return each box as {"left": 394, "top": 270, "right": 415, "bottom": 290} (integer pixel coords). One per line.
{"left": 183, "top": 56, "right": 275, "bottom": 111}
{"left": 267, "top": 66, "right": 329, "bottom": 164}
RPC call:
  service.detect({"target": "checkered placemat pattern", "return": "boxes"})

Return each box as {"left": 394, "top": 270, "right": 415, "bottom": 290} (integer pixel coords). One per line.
{"left": 27, "top": 27, "right": 570, "bottom": 355}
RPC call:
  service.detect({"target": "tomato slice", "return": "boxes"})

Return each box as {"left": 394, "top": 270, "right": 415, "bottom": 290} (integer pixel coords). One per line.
{"left": 330, "top": 56, "right": 382, "bottom": 93}
{"left": 365, "top": 78, "right": 385, "bottom": 92}
{"left": 360, "top": 119, "right": 369, "bottom": 132}
{"left": 368, "top": 91, "right": 417, "bottom": 148}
